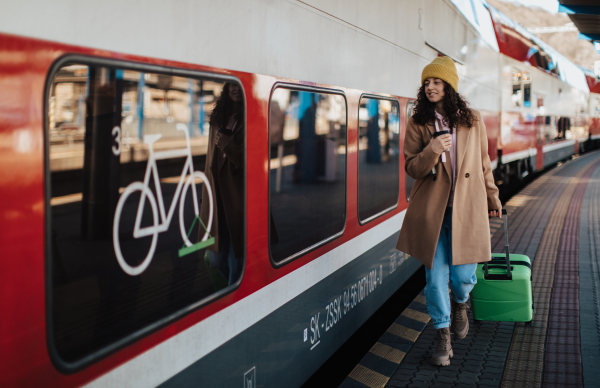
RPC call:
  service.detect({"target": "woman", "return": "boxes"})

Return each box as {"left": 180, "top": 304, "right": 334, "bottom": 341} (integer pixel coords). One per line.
{"left": 200, "top": 82, "right": 245, "bottom": 286}
{"left": 396, "top": 57, "right": 502, "bottom": 366}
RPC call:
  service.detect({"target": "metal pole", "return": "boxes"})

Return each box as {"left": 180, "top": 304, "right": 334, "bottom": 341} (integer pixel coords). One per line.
{"left": 137, "top": 72, "right": 145, "bottom": 140}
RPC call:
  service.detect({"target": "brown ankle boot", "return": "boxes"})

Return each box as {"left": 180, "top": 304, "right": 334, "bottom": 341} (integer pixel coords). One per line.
{"left": 431, "top": 327, "right": 453, "bottom": 366}
{"left": 451, "top": 299, "right": 469, "bottom": 340}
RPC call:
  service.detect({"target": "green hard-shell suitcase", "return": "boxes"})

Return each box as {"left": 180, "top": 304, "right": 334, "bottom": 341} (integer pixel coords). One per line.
{"left": 471, "top": 210, "right": 534, "bottom": 323}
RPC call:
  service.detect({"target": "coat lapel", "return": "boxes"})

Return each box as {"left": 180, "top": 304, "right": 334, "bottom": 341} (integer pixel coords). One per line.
{"left": 456, "top": 123, "right": 472, "bottom": 175}
{"left": 218, "top": 148, "right": 227, "bottom": 170}
{"left": 425, "top": 120, "right": 436, "bottom": 136}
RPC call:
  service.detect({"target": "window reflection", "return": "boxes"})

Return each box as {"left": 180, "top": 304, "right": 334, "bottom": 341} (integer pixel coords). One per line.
{"left": 48, "top": 63, "right": 243, "bottom": 363}
{"left": 358, "top": 97, "right": 400, "bottom": 222}
{"left": 49, "top": 66, "right": 218, "bottom": 174}
{"left": 269, "top": 88, "right": 347, "bottom": 264}
{"left": 201, "top": 82, "right": 245, "bottom": 286}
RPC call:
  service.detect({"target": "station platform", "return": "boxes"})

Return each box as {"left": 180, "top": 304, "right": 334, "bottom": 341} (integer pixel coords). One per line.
{"left": 340, "top": 150, "right": 600, "bottom": 388}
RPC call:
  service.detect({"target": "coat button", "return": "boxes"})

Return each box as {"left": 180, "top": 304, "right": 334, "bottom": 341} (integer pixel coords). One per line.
{"left": 465, "top": 173, "right": 470, "bottom": 178}
{"left": 433, "top": 176, "right": 437, "bottom": 181}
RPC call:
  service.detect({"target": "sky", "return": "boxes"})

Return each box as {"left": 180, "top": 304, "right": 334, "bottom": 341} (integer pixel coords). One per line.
{"left": 500, "top": 0, "right": 559, "bottom": 13}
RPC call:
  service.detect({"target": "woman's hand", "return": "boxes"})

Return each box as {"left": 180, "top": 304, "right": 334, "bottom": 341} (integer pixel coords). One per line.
{"left": 430, "top": 134, "right": 452, "bottom": 154}
{"left": 215, "top": 131, "right": 232, "bottom": 149}
{"left": 489, "top": 209, "right": 502, "bottom": 218}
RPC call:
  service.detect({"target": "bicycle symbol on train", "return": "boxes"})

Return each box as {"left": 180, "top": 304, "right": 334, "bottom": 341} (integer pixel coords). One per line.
{"left": 112, "top": 123, "right": 214, "bottom": 276}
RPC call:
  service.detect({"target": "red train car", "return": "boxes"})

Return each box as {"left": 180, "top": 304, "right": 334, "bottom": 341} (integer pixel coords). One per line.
{"left": 487, "top": 4, "right": 593, "bottom": 184}
{"left": 0, "top": 1, "right": 596, "bottom": 387}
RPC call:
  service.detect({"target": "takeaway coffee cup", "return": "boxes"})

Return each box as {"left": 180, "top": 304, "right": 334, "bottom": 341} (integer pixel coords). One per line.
{"left": 433, "top": 130, "right": 450, "bottom": 153}
{"left": 432, "top": 130, "right": 449, "bottom": 138}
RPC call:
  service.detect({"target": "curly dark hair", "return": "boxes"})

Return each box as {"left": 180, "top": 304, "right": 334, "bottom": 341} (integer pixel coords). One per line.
{"left": 411, "top": 81, "right": 475, "bottom": 132}
{"left": 209, "top": 82, "right": 243, "bottom": 128}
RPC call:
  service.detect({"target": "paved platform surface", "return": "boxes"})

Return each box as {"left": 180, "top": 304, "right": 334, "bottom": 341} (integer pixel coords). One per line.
{"left": 340, "top": 150, "right": 600, "bottom": 388}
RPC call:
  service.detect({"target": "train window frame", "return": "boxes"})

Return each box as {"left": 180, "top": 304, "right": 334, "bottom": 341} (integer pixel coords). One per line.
{"left": 405, "top": 100, "right": 417, "bottom": 202}
{"left": 356, "top": 94, "right": 401, "bottom": 225}
{"left": 267, "top": 83, "right": 348, "bottom": 268}
{"left": 44, "top": 54, "right": 247, "bottom": 373}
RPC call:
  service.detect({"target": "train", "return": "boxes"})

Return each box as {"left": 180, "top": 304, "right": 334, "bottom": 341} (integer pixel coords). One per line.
{"left": 0, "top": 0, "right": 599, "bottom": 387}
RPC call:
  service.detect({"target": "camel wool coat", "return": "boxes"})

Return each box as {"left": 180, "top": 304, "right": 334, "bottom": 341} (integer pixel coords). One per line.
{"left": 396, "top": 109, "right": 501, "bottom": 269}
{"left": 200, "top": 120, "right": 244, "bottom": 258}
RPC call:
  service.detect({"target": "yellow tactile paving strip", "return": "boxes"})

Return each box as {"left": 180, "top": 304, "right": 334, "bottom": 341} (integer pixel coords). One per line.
{"left": 402, "top": 308, "right": 430, "bottom": 323}
{"left": 348, "top": 364, "right": 389, "bottom": 388}
{"left": 340, "top": 294, "right": 430, "bottom": 388}
{"left": 369, "top": 342, "right": 407, "bottom": 364}
{"left": 387, "top": 323, "right": 421, "bottom": 342}
{"left": 501, "top": 154, "right": 600, "bottom": 387}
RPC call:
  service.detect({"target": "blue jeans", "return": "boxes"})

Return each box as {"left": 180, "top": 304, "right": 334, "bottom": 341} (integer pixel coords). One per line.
{"left": 425, "top": 208, "right": 477, "bottom": 329}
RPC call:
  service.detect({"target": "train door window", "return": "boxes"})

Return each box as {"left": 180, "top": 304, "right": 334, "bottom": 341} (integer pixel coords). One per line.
{"left": 405, "top": 101, "right": 417, "bottom": 201}
{"left": 523, "top": 72, "right": 531, "bottom": 108}
{"left": 269, "top": 87, "right": 347, "bottom": 265}
{"left": 357, "top": 96, "right": 400, "bottom": 222}
{"left": 46, "top": 60, "right": 245, "bottom": 368}
{"left": 593, "top": 97, "right": 600, "bottom": 117}
{"left": 511, "top": 68, "right": 522, "bottom": 107}
{"left": 557, "top": 117, "right": 570, "bottom": 140}
{"left": 545, "top": 115, "right": 555, "bottom": 143}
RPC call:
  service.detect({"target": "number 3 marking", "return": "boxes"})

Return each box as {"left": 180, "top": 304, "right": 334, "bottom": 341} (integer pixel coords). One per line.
{"left": 112, "top": 126, "right": 122, "bottom": 156}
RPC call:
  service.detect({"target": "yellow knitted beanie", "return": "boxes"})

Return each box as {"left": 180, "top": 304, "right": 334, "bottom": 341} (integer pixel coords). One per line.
{"left": 421, "top": 56, "right": 459, "bottom": 92}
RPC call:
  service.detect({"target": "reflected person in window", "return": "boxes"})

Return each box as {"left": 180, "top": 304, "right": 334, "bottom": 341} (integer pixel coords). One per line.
{"left": 199, "top": 82, "right": 244, "bottom": 285}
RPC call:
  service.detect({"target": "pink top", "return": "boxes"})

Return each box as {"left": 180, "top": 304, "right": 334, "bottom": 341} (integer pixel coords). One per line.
{"left": 434, "top": 111, "right": 456, "bottom": 207}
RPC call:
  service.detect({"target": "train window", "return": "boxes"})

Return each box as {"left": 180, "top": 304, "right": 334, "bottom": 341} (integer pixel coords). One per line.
{"left": 557, "top": 117, "right": 570, "bottom": 140}
{"left": 523, "top": 84, "right": 531, "bottom": 107}
{"left": 511, "top": 68, "right": 522, "bottom": 107}
{"left": 543, "top": 115, "right": 555, "bottom": 143}
{"left": 46, "top": 61, "right": 245, "bottom": 367}
{"left": 523, "top": 73, "right": 531, "bottom": 108}
{"left": 269, "top": 87, "right": 347, "bottom": 265}
{"left": 357, "top": 96, "right": 400, "bottom": 222}
{"left": 405, "top": 101, "right": 416, "bottom": 201}
{"left": 593, "top": 97, "right": 600, "bottom": 117}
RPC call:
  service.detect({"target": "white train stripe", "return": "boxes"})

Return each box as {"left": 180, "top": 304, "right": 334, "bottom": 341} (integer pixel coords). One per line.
{"left": 85, "top": 210, "right": 406, "bottom": 388}
{"left": 542, "top": 140, "right": 576, "bottom": 153}
{"left": 490, "top": 159, "right": 497, "bottom": 171}
{"left": 500, "top": 148, "right": 536, "bottom": 164}
{"left": 592, "top": 134, "right": 600, "bottom": 140}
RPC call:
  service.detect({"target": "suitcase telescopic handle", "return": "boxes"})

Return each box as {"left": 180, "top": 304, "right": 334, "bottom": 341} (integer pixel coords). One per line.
{"left": 484, "top": 209, "right": 512, "bottom": 280}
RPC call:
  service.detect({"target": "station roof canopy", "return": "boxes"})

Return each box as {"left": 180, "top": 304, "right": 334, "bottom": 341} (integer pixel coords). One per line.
{"left": 558, "top": 0, "right": 600, "bottom": 48}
